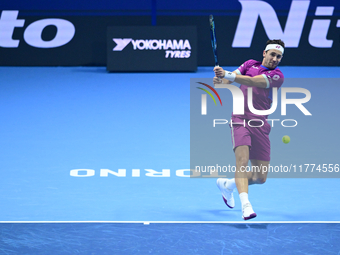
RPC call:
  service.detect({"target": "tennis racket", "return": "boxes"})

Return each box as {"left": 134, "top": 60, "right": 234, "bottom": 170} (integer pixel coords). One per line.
{"left": 209, "top": 15, "right": 219, "bottom": 67}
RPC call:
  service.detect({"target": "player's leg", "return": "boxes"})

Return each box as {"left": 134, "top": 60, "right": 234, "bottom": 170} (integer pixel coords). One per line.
{"left": 248, "top": 121, "right": 271, "bottom": 185}
{"left": 234, "top": 145, "right": 257, "bottom": 220}
{"left": 236, "top": 160, "right": 269, "bottom": 220}
{"left": 229, "top": 123, "right": 252, "bottom": 194}
{"left": 238, "top": 121, "right": 270, "bottom": 219}
{"left": 216, "top": 122, "right": 251, "bottom": 209}
{"left": 216, "top": 144, "right": 249, "bottom": 209}
{"left": 234, "top": 145, "right": 250, "bottom": 193}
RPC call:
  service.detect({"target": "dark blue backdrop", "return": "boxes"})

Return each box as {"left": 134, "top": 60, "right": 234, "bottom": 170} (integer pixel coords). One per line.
{"left": 1, "top": 0, "right": 339, "bottom": 13}
{"left": 1, "top": 0, "right": 340, "bottom": 66}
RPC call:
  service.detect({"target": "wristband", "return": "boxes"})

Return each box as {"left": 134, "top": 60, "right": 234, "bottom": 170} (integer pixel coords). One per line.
{"left": 224, "top": 71, "right": 236, "bottom": 82}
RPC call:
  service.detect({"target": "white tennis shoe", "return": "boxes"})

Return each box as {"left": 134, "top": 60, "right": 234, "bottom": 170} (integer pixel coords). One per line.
{"left": 216, "top": 178, "right": 235, "bottom": 208}
{"left": 242, "top": 203, "right": 257, "bottom": 220}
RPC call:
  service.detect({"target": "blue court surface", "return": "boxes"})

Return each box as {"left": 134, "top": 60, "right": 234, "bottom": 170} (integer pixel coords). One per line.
{"left": 1, "top": 223, "right": 340, "bottom": 255}
{"left": 1, "top": 66, "right": 340, "bottom": 253}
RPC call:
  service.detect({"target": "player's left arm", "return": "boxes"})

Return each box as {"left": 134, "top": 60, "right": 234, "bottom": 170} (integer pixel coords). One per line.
{"left": 214, "top": 66, "right": 283, "bottom": 89}
{"left": 233, "top": 74, "right": 267, "bottom": 88}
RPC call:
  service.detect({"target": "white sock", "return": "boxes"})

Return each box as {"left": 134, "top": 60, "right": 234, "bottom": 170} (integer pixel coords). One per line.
{"left": 226, "top": 178, "right": 236, "bottom": 190}
{"left": 239, "top": 192, "right": 250, "bottom": 207}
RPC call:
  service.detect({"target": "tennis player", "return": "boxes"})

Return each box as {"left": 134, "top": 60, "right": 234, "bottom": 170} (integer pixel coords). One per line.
{"left": 213, "top": 39, "right": 285, "bottom": 220}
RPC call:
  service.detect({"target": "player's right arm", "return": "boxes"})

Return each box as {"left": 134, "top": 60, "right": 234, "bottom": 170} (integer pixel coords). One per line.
{"left": 213, "top": 62, "right": 283, "bottom": 89}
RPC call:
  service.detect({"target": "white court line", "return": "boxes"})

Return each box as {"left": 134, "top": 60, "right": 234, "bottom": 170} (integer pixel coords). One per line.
{"left": 0, "top": 221, "right": 340, "bottom": 224}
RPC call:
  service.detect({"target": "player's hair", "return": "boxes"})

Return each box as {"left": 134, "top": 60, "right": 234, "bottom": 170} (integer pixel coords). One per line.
{"left": 266, "top": 39, "right": 285, "bottom": 49}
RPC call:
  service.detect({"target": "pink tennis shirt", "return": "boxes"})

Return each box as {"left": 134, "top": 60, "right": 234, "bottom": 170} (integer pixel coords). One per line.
{"left": 232, "top": 59, "right": 284, "bottom": 122}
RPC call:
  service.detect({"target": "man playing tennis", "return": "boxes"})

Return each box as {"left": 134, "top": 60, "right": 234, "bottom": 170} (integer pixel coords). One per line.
{"left": 213, "top": 39, "right": 285, "bottom": 220}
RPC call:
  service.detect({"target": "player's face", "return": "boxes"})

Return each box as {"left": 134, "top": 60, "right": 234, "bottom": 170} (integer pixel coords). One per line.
{"left": 262, "top": 49, "right": 283, "bottom": 69}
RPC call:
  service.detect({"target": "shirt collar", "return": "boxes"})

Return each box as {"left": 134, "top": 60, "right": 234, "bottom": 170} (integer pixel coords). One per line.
{"left": 260, "top": 64, "right": 277, "bottom": 70}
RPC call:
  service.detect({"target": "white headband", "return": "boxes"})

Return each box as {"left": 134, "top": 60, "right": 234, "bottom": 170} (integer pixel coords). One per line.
{"left": 265, "top": 44, "right": 284, "bottom": 54}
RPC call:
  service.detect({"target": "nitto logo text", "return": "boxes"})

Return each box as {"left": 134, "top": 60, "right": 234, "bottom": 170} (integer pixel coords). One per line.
{"left": 233, "top": 0, "right": 339, "bottom": 48}
{"left": 0, "top": 10, "right": 75, "bottom": 48}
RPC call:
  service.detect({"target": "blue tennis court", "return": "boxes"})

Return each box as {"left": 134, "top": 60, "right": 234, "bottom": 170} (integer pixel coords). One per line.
{"left": 1, "top": 66, "right": 340, "bottom": 222}
{"left": 1, "top": 223, "right": 340, "bottom": 254}
{"left": 1, "top": 66, "right": 340, "bottom": 253}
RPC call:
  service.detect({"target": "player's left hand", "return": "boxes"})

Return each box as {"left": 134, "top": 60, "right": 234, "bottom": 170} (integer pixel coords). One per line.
{"left": 213, "top": 76, "right": 223, "bottom": 85}
{"left": 214, "top": 66, "right": 225, "bottom": 78}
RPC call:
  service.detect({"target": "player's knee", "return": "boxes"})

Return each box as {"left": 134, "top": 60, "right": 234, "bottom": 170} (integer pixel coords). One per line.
{"left": 236, "top": 156, "right": 248, "bottom": 167}
{"left": 253, "top": 177, "right": 266, "bottom": 184}
{"left": 258, "top": 177, "right": 267, "bottom": 184}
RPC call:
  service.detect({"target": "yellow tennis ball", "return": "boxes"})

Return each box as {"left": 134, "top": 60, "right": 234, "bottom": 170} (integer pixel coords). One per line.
{"left": 282, "top": 135, "right": 290, "bottom": 144}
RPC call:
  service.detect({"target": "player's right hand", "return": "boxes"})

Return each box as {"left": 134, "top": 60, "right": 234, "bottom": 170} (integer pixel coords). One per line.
{"left": 214, "top": 66, "right": 225, "bottom": 78}
{"left": 213, "top": 76, "right": 223, "bottom": 85}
